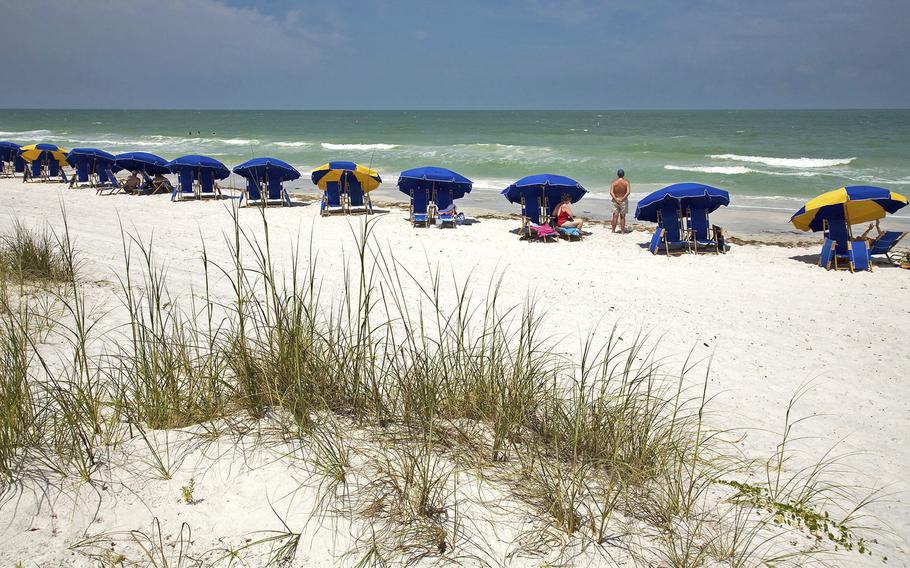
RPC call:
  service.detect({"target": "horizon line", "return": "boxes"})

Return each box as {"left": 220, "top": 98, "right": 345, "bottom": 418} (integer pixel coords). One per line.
{"left": 1, "top": 107, "right": 909, "bottom": 112}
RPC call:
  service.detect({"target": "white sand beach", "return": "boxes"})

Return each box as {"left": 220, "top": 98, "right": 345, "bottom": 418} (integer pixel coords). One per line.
{"left": 0, "top": 177, "right": 908, "bottom": 566}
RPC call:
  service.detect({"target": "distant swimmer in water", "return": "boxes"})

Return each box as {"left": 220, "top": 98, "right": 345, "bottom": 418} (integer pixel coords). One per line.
{"left": 610, "top": 169, "right": 630, "bottom": 234}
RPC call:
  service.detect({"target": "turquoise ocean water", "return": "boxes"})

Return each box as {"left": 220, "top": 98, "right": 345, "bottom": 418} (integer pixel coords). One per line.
{"left": 2, "top": 109, "right": 909, "bottom": 228}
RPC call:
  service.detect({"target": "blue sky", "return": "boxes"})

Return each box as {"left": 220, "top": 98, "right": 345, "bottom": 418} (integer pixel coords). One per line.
{"left": 2, "top": 0, "right": 908, "bottom": 109}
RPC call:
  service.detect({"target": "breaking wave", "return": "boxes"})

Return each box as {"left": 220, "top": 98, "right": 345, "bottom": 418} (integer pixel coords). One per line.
{"left": 664, "top": 165, "right": 819, "bottom": 177}
{"left": 321, "top": 143, "right": 398, "bottom": 151}
{"left": 708, "top": 154, "right": 855, "bottom": 168}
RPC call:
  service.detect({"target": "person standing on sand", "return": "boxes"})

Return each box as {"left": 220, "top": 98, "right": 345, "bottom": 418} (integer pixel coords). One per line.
{"left": 610, "top": 169, "right": 630, "bottom": 233}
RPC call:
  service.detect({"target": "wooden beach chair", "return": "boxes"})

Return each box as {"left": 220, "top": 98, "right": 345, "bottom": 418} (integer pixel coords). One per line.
{"left": 686, "top": 206, "right": 725, "bottom": 254}
{"left": 867, "top": 231, "right": 907, "bottom": 264}
{"left": 321, "top": 181, "right": 345, "bottom": 216}
{"left": 650, "top": 204, "right": 689, "bottom": 256}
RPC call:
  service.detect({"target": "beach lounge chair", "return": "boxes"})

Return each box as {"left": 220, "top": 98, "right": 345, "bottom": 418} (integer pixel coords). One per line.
{"left": 96, "top": 169, "right": 123, "bottom": 195}
{"left": 30, "top": 160, "right": 43, "bottom": 180}
{"left": 321, "top": 181, "right": 345, "bottom": 215}
{"left": 198, "top": 170, "right": 220, "bottom": 199}
{"left": 686, "top": 206, "right": 725, "bottom": 254}
{"left": 48, "top": 160, "right": 61, "bottom": 180}
{"left": 410, "top": 189, "right": 433, "bottom": 227}
{"left": 14, "top": 156, "right": 24, "bottom": 174}
{"left": 650, "top": 204, "right": 689, "bottom": 255}
{"left": 346, "top": 178, "right": 372, "bottom": 214}
{"left": 171, "top": 168, "right": 196, "bottom": 202}
{"left": 74, "top": 162, "right": 90, "bottom": 185}
{"left": 867, "top": 231, "right": 907, "bottom": 264}
{"left": 267, "top": 175, "right": 291, "bottom": 206}
{"left": 435, "top": 188, "right": 455, "bottom": 227}
{"left": 819, "top": 219, "right": 870, "bottom": 272}
{"left": 519, "top": 196, "right": 557, "bottom": 242}
{"left": 241, "top": 177, "right": 264, "bottom": 207}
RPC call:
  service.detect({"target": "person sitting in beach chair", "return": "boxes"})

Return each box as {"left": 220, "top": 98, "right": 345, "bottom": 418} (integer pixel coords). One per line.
{"left": 819, "top": 219, "right": 870, "bottom": 272}
{"left": 124, "top": 171, "right": 141, "bottom": 195}
{"left": 686, "top": 205, "right": 725, "bottom": 254}
{"left": 650, "top": 203, "right": 689, "bottom": 256}
{"left": 552, "top": 194, "right": 583, "bottom": 241}
{"left": 861, "top": 221, "right": 907, "bottom": 264}
{"left": 435, "top": 188, "right": 457, "bottom": 227}
{"left": 321, "top": 181, "right": 345, "bottom": 215}
{"left": 150, "top": 173, "right": 173, "bottom": 195}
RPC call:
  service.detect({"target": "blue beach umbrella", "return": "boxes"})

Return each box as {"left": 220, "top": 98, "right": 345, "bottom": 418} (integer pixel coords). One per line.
{"left": 502, "top": 174, "right": 587, "bottom": 210}
{"left": 167, "top": 155, "right": 230, "bottom": 180}
{"left": 635, "top": 183, "right": 730, "bottom": 222}
{"left": 790, "top": 186, "right": 908, "bottom": 232}
{"left": 114, "top": 151, "right": 170, "bottom": 175}
{"left": 397, "top": 166, "right": 473, "bottom": 199}
{"left": 234, "top": 157, "right": 301, "bottom": 182}
{"left": 0, "top": 141, "right": 21, "bottom": 162}
{"left": 66, "top": 147, "right": 116, "bottom": 168}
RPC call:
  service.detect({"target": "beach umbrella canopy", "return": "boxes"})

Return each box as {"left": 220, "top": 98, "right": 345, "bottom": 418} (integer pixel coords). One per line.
{"left": 790, "top": 186, "right": 908, "bottom": 232}
{"left": 114, "top": 152, "right": 170, "bottom": 174}
{"left": 234, "top": 157, "right": 301, "bottom": 182}
{"left": 0, "top": 141, "right": 21, "bottom": 162}
{"left": 501, "top": 173, "right": 587, "bottom": 206}
{"left": 19, "top": 143, "right": 68, "bottom": 165}
{"left": 635, "top": 183, "right": 730, "bottom": 222}
{"left": 167, "top": 155, "right": 230, "bottom": 180}
{"left": 397, "top": 166, "right": 473, "bottom": 199}
{"left": 66, "top": 147, "right": 116, "bottom": 168}
{"left": 312, "top": 161, "right": 381, "bottom": 192}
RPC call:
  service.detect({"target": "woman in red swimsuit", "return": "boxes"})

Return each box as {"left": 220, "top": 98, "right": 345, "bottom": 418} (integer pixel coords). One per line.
{"left": 553, "top": 195, "right": 583, "bottom": 230}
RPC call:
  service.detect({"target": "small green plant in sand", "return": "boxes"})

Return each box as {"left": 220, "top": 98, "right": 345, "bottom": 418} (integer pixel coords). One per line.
{"left": 181, "top": 478, "right": 196, "bottom": 505}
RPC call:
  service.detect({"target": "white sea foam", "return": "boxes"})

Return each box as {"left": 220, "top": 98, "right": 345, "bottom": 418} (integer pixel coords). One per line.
{"left": 0, "top": 129, "right": 53, "bottom": 137}
{"left": 220, "top": 138, "right": 259, "bottom": 146}
{"left": 321, "top": 143, "right": 398, "bottom": 151}
{"left": 664, "top": 165, "right": 820, "bottom": 177}
{"left": 273, "top": 141, "right": 313, "bottom": 148}
{"left": 708, "top": 153, "right": 855, "bottom": 168}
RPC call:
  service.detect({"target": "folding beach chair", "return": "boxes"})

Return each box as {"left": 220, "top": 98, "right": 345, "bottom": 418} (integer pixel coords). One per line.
{"left": 96, "top": 169, "right": 124, "bottom": 195}
{"left": 519, "top": 195, "right": 557, "bottom": 242}
{"left": 48, "top": 159, "right": 62, "bottom": 180}
{"left": 650, "top": 203, "right": 689, "bottom": 255}
{"left": 867, "top": 231, "right": 907, "bottom": 264}
{"left": 267, "top": 175, "right": 291, "bottom": 207}
{"left": 241, "top": 177, "right": 263, "bottom": 207}
{"left": 820, "top": 219, "right": 870, "bottom": 272}
{"left": 198, "top": 169, "right": 221, "bottom": 199}
{"left": 321, "top": 181, "right": 345, "bottom": 216}
{"left": 74, "top": 162, "right": 90, "bottom": 185}
{"left": 346, "top": 178, "right": 372, "bottom": 214}
{"left": 29, "top": 160, "right": 43, "bottom": 180}
{"left": 410, "top": 189, "right": 433, "bottom": 227}
{"left": 171, "top": 168, "right": 196, "bottom": 202}
{"left": 686, "top": 206, "right": 725, "bottom": 254}
{"left": 434, "top": 188, "right": 455, "bottom": 227}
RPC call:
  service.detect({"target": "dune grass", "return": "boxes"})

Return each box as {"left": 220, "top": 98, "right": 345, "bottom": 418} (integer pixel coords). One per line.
{"left": 0, "top": 210, "right": 889, "bottom": 566}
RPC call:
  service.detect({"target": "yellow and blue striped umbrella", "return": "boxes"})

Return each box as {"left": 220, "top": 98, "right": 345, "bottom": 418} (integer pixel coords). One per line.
{"left": 311, "top": 161, "right": 381, "bottom": 192}
{"left": 790, "top": 186, "right": 908, "bottom": 232}
{"left": 19, "top": 143, "right": 68, "bottom": 166}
